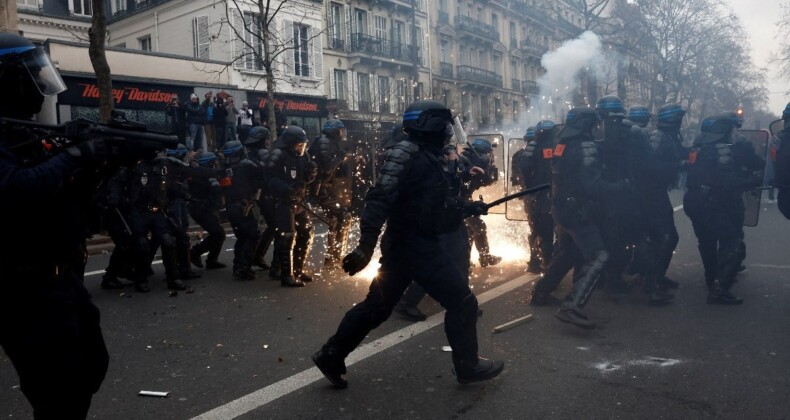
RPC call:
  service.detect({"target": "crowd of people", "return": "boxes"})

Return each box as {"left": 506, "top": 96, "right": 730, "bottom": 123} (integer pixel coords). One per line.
{"left": 164, "top": 91, "right": 287, "bottom": 151}
{"left": 2, "top": 30, "right": 788, "bottom": 416}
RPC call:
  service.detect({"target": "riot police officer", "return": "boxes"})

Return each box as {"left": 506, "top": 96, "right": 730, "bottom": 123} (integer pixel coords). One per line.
{"left": 633, "top": 104, "right": 687, "bottom": 300}
{"left": 595, "top": 95, "right": 645, "bottom": 293}
{"left": 0, "top": 32, "right": 109, "bottom": 418}
{"left": 539, "top": 107, "right": 627, "bottom": 328}
{"left": 684, "top": 113, "right": 764, "bottom": 304}
{"left": 312, "top": 100, "right": 504, "bottom": 388}
{"left": 517, "top": 120, "right": 556, "bottom": 274}
{"left": 220, "top": 140, "right": 263, "bottom": 280}
{"left": 189, "top": 151, "right": 227, "bottom": 269}
{"left": 509, "top": 126, "right": 535, "bottom": 191}
{"left": 461, "top": 138, "right": 501, "bottom": 267}
{"left": 264, "top": 126, "right": 317, "bottom": 287}
{"left": 244, "top": 126, "right": 278, "bottom": 270}
{"left": 312, "top": 119, "right": 354, "bottom": 269}
{"left": 773, "top": 103, "right": 790, "bottom": 219}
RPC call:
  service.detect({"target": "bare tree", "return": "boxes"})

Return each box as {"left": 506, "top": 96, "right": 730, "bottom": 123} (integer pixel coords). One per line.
{"left": 88, "top": 0, "right": 113, "bottom": 122}
{"left": 214, "top": 0, "right": 324, "bottom": 134}
{"left": 775, "top": 1, "right": 790, "bottom": 87}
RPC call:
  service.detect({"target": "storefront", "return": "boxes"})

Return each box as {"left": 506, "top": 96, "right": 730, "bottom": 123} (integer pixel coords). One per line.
{"left": 57, "top": 74, "right": 244, "bottom": 135}
{"left": 245, "top": 91, "right": 328, "bottom": 139}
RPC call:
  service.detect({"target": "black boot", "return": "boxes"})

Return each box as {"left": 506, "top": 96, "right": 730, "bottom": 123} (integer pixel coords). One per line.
{"left": 205, "top": 260, "right": 226, "bottom": 269}
{"left": 167, "top": 278, "right": 188, "bottom": 290}
{"left": 277, "top": 233, "right": 304, "bottom": 287}
{"left": 312, "top": 347, "right": 348, "bottom": 389}
{"left": 479, "top": 254, "right": 502, "bottom": 268}
{"left": 101, "top": 274, "right": 124, "bottom": 290}
{"left": 707, "top": 280, "right": 743, "bottom": 305}
{"left": 646, "top": 276, "right": 673, "bottom": 305}
{"left": 529, "top": 291, "right": 562, "bottom": 306}
{"left": 134, "top": 280, "right": 150, "bottom": 293}
{"left": 455, "top": 358, "right": 505, "bottom": 384}
{"left": 233, "top": 268, "right": 256, "bottom": 281}
{"left": 190, "top": 248, "right": 204, "bottom": 268}
{"left": 554, "top": 304, "right": 596, "bottom": 329}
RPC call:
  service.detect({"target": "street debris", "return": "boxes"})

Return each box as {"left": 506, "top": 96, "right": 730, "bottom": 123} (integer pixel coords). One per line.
{"left": 492, "top": 314, "right": 534, "bottom": 333}
{"left": 441, "top": 346, "right": 452, "bottom": 352}
{"left": 138, "top": 390, "right": 169, "bottom": 398}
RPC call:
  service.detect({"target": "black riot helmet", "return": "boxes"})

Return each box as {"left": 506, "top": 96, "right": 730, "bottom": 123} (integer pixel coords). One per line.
{"left": 595, "top": 95, "right": 626, "bottom": 120}
{"left": 195, "top": 151, "right": 218, "bottom": 168}
{"left": 278, "top": 125, "right": 309, "bottom": 156}
{"left": 559, "top": 107, "right": 600, "bottom": 139}
{"left": 0, "top": 33, "right": 67, "bottom": 119}
{"left": 656, "top": 103, "right": 686, "bottom": 129}
{"left": 696, "top": 112, "right": 741, "bottom": 145}
{"left": 402, "top": 100, "right": 453, "bottom": 134}
{"left": 524, "top": 126, "right": 537, "bottom": 141}
{"left": 321, "top": 119, "right": 347, "bottom": 141}
{"left": 166, "top": 143, "right": 188, "bottom": 160}
{"left": 244, "top": 126, "right": 270, "bottom": 147}
{"left": 222, "top": 140, "right": 246, "bottom": 164}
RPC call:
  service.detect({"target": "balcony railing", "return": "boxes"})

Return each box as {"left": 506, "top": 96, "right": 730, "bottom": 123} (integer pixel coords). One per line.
{"left": 350, "top": 33, "right": 419, "bottom": 63}
{"left": 438, "top": 11, "right": 449, "bottom": 25}
{"left": 457, "top": 65, "right": 503, "bottom": 88}
{"left": 522, "top": 80, "right": 539, "bottom": 94}
{"left": 510, "top": 1, "right": 551, "bottom": 22}
{"left": 520, "top": 39, "right": 547, "bottom": 58}
{"left": 329, "top": 38, "right": 345, "bottom": 51}
{"left": 455, "top": 15, "right": 499, "bottom": 42}
{"left": 440, "top": 62, "right": 454, "bottom": 78}
{"left": 511, "top": 79, "right": 520, "bottom": 91}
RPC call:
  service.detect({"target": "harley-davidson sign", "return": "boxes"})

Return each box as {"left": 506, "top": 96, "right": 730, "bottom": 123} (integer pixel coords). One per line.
{"left": 246, "top": 92, "right": 327, "bottom": 117}
{"left": 59, "top": 77, "right": 194, "bottom": 109}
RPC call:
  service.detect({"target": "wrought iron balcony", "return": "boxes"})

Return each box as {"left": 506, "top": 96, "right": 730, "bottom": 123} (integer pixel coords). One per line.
{"left": 520, "top": 39, "right": 547, "bottom": 59}
{"left": 457, "top": 65, "right": 503, "bottom": 88}
{"left": 509, "top": 1, "right": 550, "bottom": 22}
{"left": 455, "top": 16, "right": 499, "bottom": 43}
{"left": 522, "top": 80, "right": 539, "bottom": 94}
{"left": 511, "top": 79, "right": 521, "bottom": 91}
{"left": 350, "top": 33, "right": 420, "bottom": 63}
{"left": 329, "top": 38, "right": 345, "bottom": 51}
{"left": 440, "top": 62, "right": 454, "bottom": 78}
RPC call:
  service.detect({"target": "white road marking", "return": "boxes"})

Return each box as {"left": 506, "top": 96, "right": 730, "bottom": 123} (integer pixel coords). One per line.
{"left": 749, "top": 264, "right": 790, "bottom": 269}
{"left": 191, "top": 272, "right": 539, "bottom": 420}
{"left": 673, "top": 205, "right": 683, "bottom": 212}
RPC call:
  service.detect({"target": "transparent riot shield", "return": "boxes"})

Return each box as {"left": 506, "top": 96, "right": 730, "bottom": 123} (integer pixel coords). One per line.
{"left": 738, "top": 129, "right": 770, "bottom": 227}
{"left": 506, "top": 138, "right": 529, "bottom": 221}
{"left": 465, "top": 133, "right": 507, "bottom": 214}
{"left": 769, "top": 119, "right": 784, "bottom": 137}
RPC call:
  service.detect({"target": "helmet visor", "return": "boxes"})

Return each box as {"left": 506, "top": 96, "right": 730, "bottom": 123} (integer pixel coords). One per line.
{"left": 22, "top": 48, "right": 66, "bottom": 96}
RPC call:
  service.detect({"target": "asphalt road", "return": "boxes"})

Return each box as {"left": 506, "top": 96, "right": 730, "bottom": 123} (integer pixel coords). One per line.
{"left": 2, "top": 194, "right": 790, "bottom": 419}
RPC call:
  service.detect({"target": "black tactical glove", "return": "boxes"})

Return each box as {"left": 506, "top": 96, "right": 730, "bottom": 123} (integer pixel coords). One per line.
{"left": 67, "top": 138, "right": 108, "bottom": 164}
{"left": 342, "top": 243, "right": 375, "bottom": 276}
{"left": 464, "top": 200, "right": 488, "bottom": 217}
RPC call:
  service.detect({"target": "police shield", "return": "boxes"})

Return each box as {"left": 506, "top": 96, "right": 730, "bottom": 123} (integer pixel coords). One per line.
{"left": 738, "top": 129, "right": 770, "bottom": 227}
{"left": 769, "top": 119, "right": 784, "bottom": 137}
{"left": 464, "top": 133, "right": 507, "bottom": 214}
{"left": 506, "top": 138, "right": 529, "bottom": 221}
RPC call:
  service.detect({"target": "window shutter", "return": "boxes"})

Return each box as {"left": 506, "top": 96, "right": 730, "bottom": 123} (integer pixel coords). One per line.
{"left": 192, "top": 16, "right": 210, "bottom": 59}
{"left": 367, "top": 14, "right": 373, "bottom": 36}
{"left": 344, "top": 5, "right": 351, "bottom": 49}
{"left": 329, "top": 70, "right": 336, "bottom": 99}
{"left": 283, "top": 20, "right": 294, "bottom": 76}
{"left": 371, "top": 76, "right": 379, "bottom": 113}
{"left": 311, "top": 26, "right": 323, "bottom": 81}
{"left": 349, "top": 70, "right": 357, "bottom": 111}
{"left": 231, "top": 9, "right": 243, "bottom": 69}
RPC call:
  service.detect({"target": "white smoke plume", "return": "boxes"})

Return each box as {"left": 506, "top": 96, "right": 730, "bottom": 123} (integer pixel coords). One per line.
{"left": 531, "top": 31, "right": 604, "bottom": 122}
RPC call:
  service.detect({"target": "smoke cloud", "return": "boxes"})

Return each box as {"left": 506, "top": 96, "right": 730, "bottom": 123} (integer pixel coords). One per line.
{"left": 531, "top": 31, "right": 604, "bottom": 122}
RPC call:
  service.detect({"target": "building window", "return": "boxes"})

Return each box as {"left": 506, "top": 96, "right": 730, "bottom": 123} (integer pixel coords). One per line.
{"left": 392, "top": 20, "right": 405, "bottom": 45}
{"left": 354, "top": 9, "right": 367, "bottom": 35}
{"left": 16, "top": 0, "right": 39, "bottom": 7}
{"left": 357, "top": 73, "right": 371, "bottom": 112}
{"left": 111, "top": 0, "right": 126, "bottom": 15}
{"left": 396, "top": 79, "right": 408, "bottom": 113}
{"left": 374, "top": 16, "right": 387, "bottom": 40}
{"left": 293, "top": 24, "right": 310, "bottom": 77}
{"left": 440, "top": 40, "right": 448, "bottom": 63}
{"left": 114, "top": 42, "right": 127, "bottom": 48}
{"left": 329, "top": 2, "right": 345, "bottom": 50}
{"left": 378, "top": 76, "right": 390, "bottom": 113}
{"left": 139, "top": 36, "right": 152, "bottom": 52}
{"left": 235, "top": 11, "right": 263, "bottom": 71}
{"left": 71, "top": 0, "right": 91, "bottom": 15}
{"left": 333, "top": 69, "right": 347, "bottom": 100}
